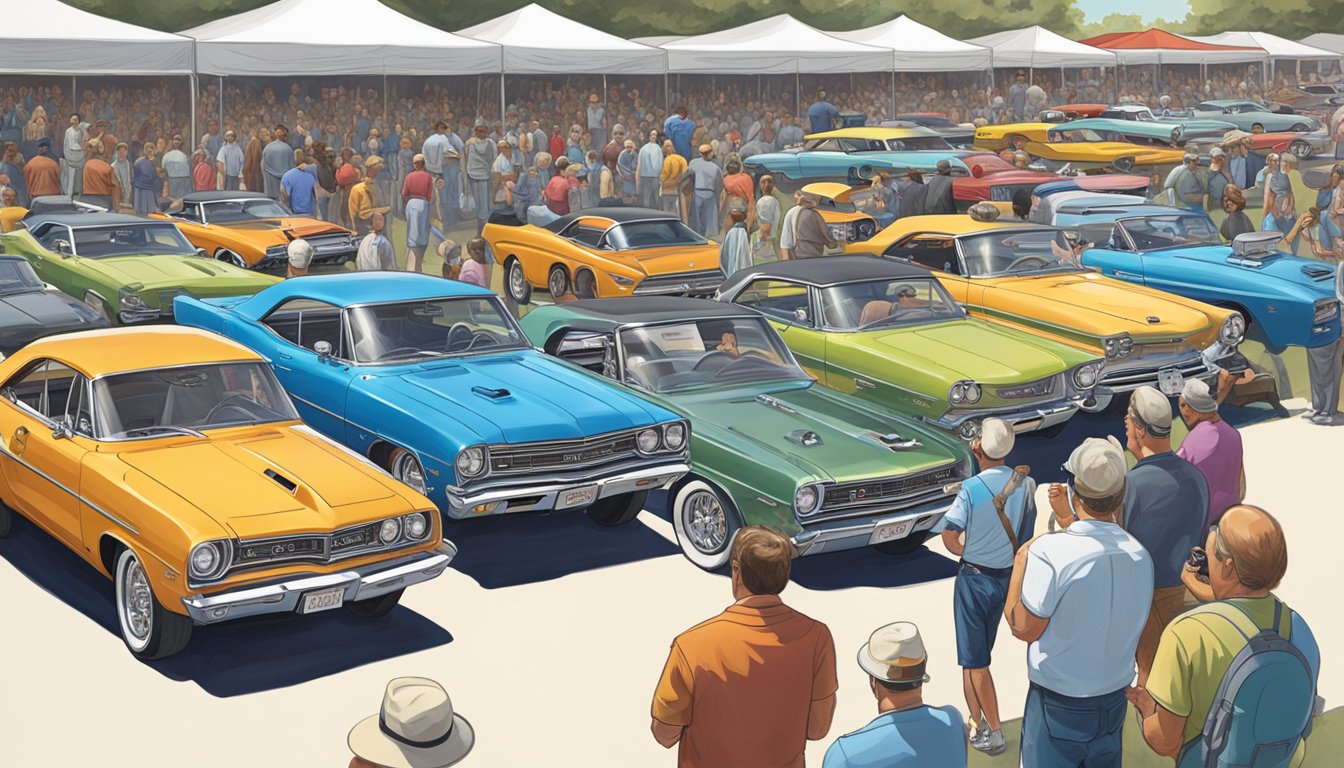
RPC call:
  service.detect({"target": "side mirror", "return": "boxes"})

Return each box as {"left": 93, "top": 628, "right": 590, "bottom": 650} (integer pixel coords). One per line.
{"left": 52, "top": 420, "right": 72, "bottom": 440}
{"left": 53, "top": 239, "right": 72, "bottom": 257}
{"left": 314, "top": 340, "right": 333, "bottom": 361}
{"left": 195, "top": 248, "right": 208, "bottom": 259}
{"left": 600, "top": 336, "right": 617, "bottom": 379}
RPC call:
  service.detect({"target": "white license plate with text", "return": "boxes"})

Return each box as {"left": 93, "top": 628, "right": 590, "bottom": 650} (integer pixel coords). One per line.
{"left": 558, "top": 484, "right": 599, "bottom": 510}
{"left": 868, "top": 519, "right": 915, "bottom": 546}
{"left": 1157, "top": 367, "right": 1185, "bottom": 396}
{"left": 300, "top": 587, "right": 345, "bottom": 614}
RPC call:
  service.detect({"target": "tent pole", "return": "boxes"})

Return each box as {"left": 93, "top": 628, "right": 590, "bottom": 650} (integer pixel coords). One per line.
{"left": 383, "top": 73, "right": 388, "bottom": 125}
{"left": 500, "top": 75, "right": 506, "bottom": 129}
{"left": 664, "top": 72, "right": 669, "bottom": 114}
{"left": 891, "top": 70, "right": 896, "bottom": 118}
{"left": 795, "top": 67, "right": 800, "bottom": 121}
{"left": 602, "top": 74, "right": 608, "bottom": 138}
{"left": 190, "top": 74, "right": 198, "bottom": 151}
{"left": 218, "top": 76, "right": 224, "bottom": 135}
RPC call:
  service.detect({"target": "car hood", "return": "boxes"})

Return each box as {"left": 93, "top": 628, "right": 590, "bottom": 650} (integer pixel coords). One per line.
{"left": 860, "top": 319, "right": 1082, "bottom": 382}
{"left": 0, "top": 289, "right": 104, "bottom": 343}
{"left": 1037, "top": 142, "right": 1184, "bottom": 162}
{"left": 990, "top": 272, "right": 1214, "bottom": 337}
{"left": 672, "top": 382, "right": 963, "bottom": 484}
{"left": 1170, "top": 249, "right": 1337, "bottom": 297}
{"left": 370, "top": 352, "right": 673, "bottom": 444}
{"left": 118, "top": 428, "right": 403, "bottom": 539}
{"left": 212, "top": 217, "right": 349, "bottom": 242}
{"left": 83, "top": 255, "right": 278, "bottom": 296}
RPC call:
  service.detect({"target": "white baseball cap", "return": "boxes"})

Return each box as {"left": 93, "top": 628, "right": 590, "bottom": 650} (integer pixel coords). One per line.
{"left": 978, "top": 417, "right": 1014, "bottom": 460}
{"left": 1063, "top": 435, "right": 1127, "bottom": 498}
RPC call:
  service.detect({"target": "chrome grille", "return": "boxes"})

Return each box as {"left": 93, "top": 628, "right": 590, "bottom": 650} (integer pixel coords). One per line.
{"left": 812, "top": 462, "right": 962, "bottom": 520}
{"left": 230, "top": 515, "right": 429, "bottom": 572}
{"left": 489, "top": 430, "right": 641, "bottom": 476}
{"left": 996, "top": 376, "right": 1057, "bottom": 400}
{"left": 633, "top": 268, "right": 727, "bottom": 296}
{"left": 1100, "top": 353, "right": 1208, "bottom": 389}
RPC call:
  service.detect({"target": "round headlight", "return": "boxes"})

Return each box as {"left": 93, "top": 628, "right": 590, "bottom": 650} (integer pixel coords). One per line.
{"left": 949, "top": 383, "right": 966, "bottom": 404}
{"left": 379, "top": 518, "right": 401, "bottom": 544}
{"left": 636, "top": 428, "right": 661, "bottom": 453}
{"left": 1117, "top": 336, "right": 1134, "bottom": 357}
{"left": 1220, "top": 314, "right": 1245, "bottom": 345}
{"left": 404, "top": 512, "right": 429, "bottom": 539}
{"left": 793, "top": 485, "right": 819, "bottom": 514}
{"left": 455, "top": 446, "right": 486, "bottom": 478}
{"left": 958, "top": 420, "right": 981, "bottom": 441}
{"left": 189, "top": 542, "right": 220, "bottom": 579}
{"left": 1104, "top": 337, "right": 1119, "bottom": 358}
{"left": 1073, "top": 364, "right": 1099, "bottom": 389}
{"left": 663, "top": 422, "right": 687, "bottom": 451}
{"left": 964, "top": 383, "right": 982, "bottom": 404}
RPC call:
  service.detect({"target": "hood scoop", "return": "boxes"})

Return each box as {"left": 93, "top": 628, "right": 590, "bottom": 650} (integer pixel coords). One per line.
{"left": 1302, "top": 264, "right": 1334, "bottom": 281}
{"left": 868, "top": 430, "right": 923, "bottom": 451}
{"left": 472, "top": 385, "right": 513, "bottom": 401}
{"left": 785, "top": 429, "right": 822, "bottom": 447}
{"left": 264, "top": 468, "right": 298, "bottom": 494}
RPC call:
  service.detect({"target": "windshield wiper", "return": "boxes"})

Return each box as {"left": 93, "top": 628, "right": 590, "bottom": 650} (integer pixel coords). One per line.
{"left": 121, "top": 425, "right": 208, "bottom": 439}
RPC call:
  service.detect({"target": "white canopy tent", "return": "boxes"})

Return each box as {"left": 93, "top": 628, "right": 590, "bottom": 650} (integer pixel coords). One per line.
{"left": 970, "top": 26, "right": 1116, "bottom": 70}
{"left": 1191, "top": 32, "right": 1339, "bottom": 79}
{"left": 830, "top": 15, "right": 993, "bottom": 72}
{"left": 183, "top": 0, "right": 501, "bottom": 76}
{"left": 457, "top": 4, "right": 664, "bottom": 74}
{"left": 631, "top": 36, "right": 684, "bottom": 48}
{"left": 3, "top": 0, "right": 194, "bottom": 75}
{"left": 1301, "top": 34, "right": 1344, "bottom": 56}
{"left": 659, "top": 15, "right": 893, "bottom": 74}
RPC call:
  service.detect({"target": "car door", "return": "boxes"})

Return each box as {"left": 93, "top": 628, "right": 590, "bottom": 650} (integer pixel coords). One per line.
{"left": 23, "top": 223, "right": 75, "bottom": 294}
{"left": 881, "top": 234, "right": 983, "bottom": 307}
{"left": 730, "top": 278, "right": 826, "bottom": 378}
{"left": 1077, "top": 223, "right": 1146, "bottom": 286}
{"left": 257, "top": 298, "right": 358, "bottom": 441}
{"left": 0, "top": 359, "right": 92, "bottom": 548}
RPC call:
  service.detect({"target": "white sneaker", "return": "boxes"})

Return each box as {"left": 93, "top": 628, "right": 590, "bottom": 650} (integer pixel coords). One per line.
{"left": 972, "top": 728, "right": 1008, "bottom": 756}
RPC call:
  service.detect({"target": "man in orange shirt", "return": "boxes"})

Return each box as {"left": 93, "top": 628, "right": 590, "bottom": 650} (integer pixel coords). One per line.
{"left": 651, "top": 526, "right": 838, "bottom": 767}
{"left": 23, "top": 138, "right": 61, "bottom": 198}
{"left": 81, "top": 139, "right": 119, "bottom": 211}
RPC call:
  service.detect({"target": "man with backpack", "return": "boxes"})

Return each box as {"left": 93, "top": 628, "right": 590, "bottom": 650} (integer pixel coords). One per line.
{"left": 939, "top": 418, "right": 1036, "bottom": 757}
{"left": 1128, "top": 505, "right": 1321, "bottom": 767}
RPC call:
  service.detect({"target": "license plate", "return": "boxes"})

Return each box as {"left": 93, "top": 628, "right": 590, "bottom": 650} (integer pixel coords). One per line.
{"left": 868, "top": 518, "right": 915, "bottom": 546}
{"left": 1157, "top": 367, "right": 1184, "bottom": 396}
{"left": 300, "top": 587, "right": 344, "bottom": 614}
{"left": 558, "top": 484, "right": 599, "bottom": 510}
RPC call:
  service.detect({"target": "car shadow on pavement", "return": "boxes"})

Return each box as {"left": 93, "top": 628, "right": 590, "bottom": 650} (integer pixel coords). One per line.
{"left": 0, "top": 514, "right": 452, "bottom": 698}
{"left": 789, "top": 545, "right": 961, "bottom": 590}
{"left": 444, "top": 506, "right": 679, "bottom": 589}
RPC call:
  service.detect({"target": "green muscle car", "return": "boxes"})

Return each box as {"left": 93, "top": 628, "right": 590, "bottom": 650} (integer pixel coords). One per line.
{"left": 520, "top": 298, "right": 972, "bottom": 570}
{"left": 716, "top": 257, "right": 1104, "bottom": 440}
{"left": 0, "top": 213, "right": 279, "bottom": 324}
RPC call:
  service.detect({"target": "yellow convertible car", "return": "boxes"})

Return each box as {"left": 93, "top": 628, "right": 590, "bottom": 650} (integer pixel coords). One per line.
{"left": 846, "top": 216, "right": 1246, "bottom": 410}
{"left": 1024, "top": 124, "right": 1186, "bottom": 172}
{"left": 154, "top": 191, "right": 357, "bottom": 273}
{"left": 485, "top": 207, "right": 724, "bottom": 303}
{"left": 0, "top": 326, "right": 455, "bottom": 659}
{"left": 972, "top": 122, "right": 1055, "bottom": 152}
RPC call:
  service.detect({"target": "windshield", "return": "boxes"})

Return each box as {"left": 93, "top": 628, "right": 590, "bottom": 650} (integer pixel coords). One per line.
{"left": 960, "top": 229, "right": 1085, "bottom": 277}
{"left": 884, "top": 136, "right": 954, "bottom": 151}
{"left": 0, "top": 259, "right": 45, "bottom": 294}
{"left": 201, "top": 198, "right": 293, "bottom": 223}
{"left": 1118, "top": 215, "right": 1220, "bottom": 251}
{"left": 605, "top": 219, "right": 706, "bottom": 250}
{"left": 820, "top": 278, "right": 965, "bottom": 330}
{"left": 618, "top": 317, "right": 809, "bottom": 393}
{"left": 1050, "top": 129, "right": 1105, "bottom": 143}
{"left": 64, "top": 223, "right": 195, "bottom": 258}
{"left": 93, "top": 362, "right": 298, "bottom": 439}
{"left": 347, "top": 296, "right": 527, "bottom": 364}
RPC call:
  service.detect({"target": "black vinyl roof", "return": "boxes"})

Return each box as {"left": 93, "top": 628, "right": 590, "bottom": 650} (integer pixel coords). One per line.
{"left": 541, "top": 206, "right": 677, "bottom": 233}
{"left": 22, "top": 212, "right": 160, "bottom": 229}
{"left": 725, "top": 255, "right": 929, "bottom": 289}
{"left": 180, "top": 191, "right": 271, "bottom": 204}
{"left": 561, "top": 297, "right": 757, "bottom": 326}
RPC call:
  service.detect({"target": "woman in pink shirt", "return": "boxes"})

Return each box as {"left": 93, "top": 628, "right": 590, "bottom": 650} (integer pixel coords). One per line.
{"left": 458, "top": 237, "right": 489, "bottom": 288}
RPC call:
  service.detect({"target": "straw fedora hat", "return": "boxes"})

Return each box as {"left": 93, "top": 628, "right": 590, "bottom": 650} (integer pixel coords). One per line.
{"left": 857, "top": 621, "right": 931, "bottom": 685}
{"left": 348, "top": 677, "right": 474, "bottom": 768}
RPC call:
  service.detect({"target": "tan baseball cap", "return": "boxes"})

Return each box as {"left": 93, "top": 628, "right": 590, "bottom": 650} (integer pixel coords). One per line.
{"left": 1129, "top": 385, "right": 1173, "bottom": 436}
{"left": 1063, "top": 435, "right": 1126, "bottom": 498}
{"left": 978, "top": 417, "right": 1014, "bottom": 460}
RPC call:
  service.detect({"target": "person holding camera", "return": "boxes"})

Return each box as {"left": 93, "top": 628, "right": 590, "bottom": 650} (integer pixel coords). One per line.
{"left": 1129, "top": 505, "right": 1321, "bottom": 767}
{"left": 1122, "top": 387, "right": 1209, "bottom": 686}
{"left": 1006, "top": 436, "right": 1153, "bottom": 768}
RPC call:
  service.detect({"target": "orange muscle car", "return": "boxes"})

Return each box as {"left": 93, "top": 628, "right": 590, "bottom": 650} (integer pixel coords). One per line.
{"left": 154, "top": 191, "right": 356, "bottom": 272}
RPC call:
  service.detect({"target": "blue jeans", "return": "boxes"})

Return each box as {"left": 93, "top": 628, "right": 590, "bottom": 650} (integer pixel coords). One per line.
{"left": 1021, "top": 684, "right": 1127, "bottom": 768}
{"left": 691, "top": 190, "right": 718, "bottom": 237}
{"left": 953, "top": 563, "right": 1010, "bottom": 668}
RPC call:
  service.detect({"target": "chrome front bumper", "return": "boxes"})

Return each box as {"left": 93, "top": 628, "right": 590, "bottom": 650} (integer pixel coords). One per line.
{"left": 934, "top": 398, "right": 1081, "bottom": 436}
{"left": 445, "top": 462, "right": 690, "bottom": 519}
{"left": 1097, "top": 345, "right": 1224, "bottom": 395}
{"left": 790, "top": 499, "right": 952, "bottom": 557}
{"left": 181, "top": 544, "right": 456, "bottom": 624}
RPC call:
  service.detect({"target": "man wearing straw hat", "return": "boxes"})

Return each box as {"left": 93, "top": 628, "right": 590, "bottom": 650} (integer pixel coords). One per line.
{"left": 349, "top": 156, "right": 391, "bottom": 239}
{"left": 347, "top": 677, "right": 473, "bottom": 768}
{"left": 651, "top": 526, "right": 837, "bottom": 767}
{"left": 822, "top": 621, "right": 966, "bottom": 767}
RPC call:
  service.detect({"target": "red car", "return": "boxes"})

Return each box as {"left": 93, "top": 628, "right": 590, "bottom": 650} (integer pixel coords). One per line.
{"left": 953, "top": 152, "right": 1152, "bottom": 210}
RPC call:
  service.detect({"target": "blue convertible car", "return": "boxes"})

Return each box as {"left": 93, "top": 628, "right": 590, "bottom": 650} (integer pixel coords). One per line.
{"left": 1052, "top": 205, "right": 1340, "bottom": 353}
{"left": 175, "top": 273, "right": 691, "bottom": 526}
{"left": 743, "top": 127, "right": 957, "bottom": 191}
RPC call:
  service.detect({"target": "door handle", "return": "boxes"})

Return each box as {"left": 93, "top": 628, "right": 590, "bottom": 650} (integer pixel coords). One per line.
{"left": 855, "top": 378, "right": 876, "bottom": 390}
{"left": 1114, "top": 270, "right": 1142, "bottom": 279}
{"left": 12, "top": 425, "right": 27, "bottom": 454}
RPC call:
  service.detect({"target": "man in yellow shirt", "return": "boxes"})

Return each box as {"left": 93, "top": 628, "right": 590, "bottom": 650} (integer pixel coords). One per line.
{"left": 659, "top": 140, "right": 688, "bottom": 221}
{"left": 348, "top": 156, "right": 390, "bottom": 238}
{"left": 1127, "top": 505, "right": 1320, "bottom": 767}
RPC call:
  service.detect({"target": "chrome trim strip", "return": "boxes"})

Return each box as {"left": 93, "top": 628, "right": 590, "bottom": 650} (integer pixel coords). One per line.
{"left": 445, "top": 462, "right": 690, "bottom": 516}
{"left": 0, "top": 440, "right": 139, "bottom": 535}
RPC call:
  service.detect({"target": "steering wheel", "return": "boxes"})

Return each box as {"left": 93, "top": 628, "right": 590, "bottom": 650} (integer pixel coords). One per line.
{"left": 444, "top": 323, "right": 476, "bottom": 352}
{"left": 378, "top": 346, "right": 427, "bottom": 361}
{"left": 1005, "top": 255, "right": 1051, "bottom": 272}
{"left": 691, "top": 351, "right": 735, "bottom": 372}
{"left": 204, "top": 395, "right": 260, "bottom": 425}
{"left": 714, "top": 354, "right": 777, "bottom": 378}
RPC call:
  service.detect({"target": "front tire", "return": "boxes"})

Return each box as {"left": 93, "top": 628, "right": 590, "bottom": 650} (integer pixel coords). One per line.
{"left": 672, "top": 479, "right": 739, "bottom": 570}
{"left": 345, "top": 588, "right": 404, "bottom": 618}
{"left": 574, "top": 269, "right": 598, "bottom": 299}
{"left": 547, "top": 265, "right": 570, "bottom": 297}
{"left": 386, "top": 447, "right": 428, "bottom": 497}
{"left": 505, "top": 257, "right": 533, "bottom": 305}
{"left": 1289, "top": 141, "right": 1312, "bottom": 158}
{"left": 585, "top": 490, "right": 647, "bottom": 527}
{"left": 115, "top": 547, "right": 192, "bottom": 660}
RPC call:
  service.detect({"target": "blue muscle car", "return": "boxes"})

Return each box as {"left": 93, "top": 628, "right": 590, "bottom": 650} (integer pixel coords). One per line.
{"left": 174, "top": 273, "right": 691, "bottom": 526}
{"left": 743, "top": 128, "right": 958, "bottom": 191}
{"left": 1055, "top": 205, "right": 1341, "bottom": 353}
{"left": 1184, "top": 100, "right": 1321, "bottom": 133}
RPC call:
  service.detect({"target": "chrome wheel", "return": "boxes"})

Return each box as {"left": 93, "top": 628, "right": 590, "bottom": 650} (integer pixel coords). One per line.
{"left": 507, "top": 259, "right": 531, "bottom": 304}
{"left": 389, "top": 449, "right": 427, "bottom": 496}
{"left": 216, "top": 249, "right": 248, "bottom": 269}
{"left": 117, "top": 553, "right": 152, "bottom": 652}
{"left": 547, "top": 265, "right": 569, "bottom": 297}
{"left": 684, "top": 490, "right": 727, "bottom": 554}
{"left": 672, "top": 479, "right": 739, "bottom": 570}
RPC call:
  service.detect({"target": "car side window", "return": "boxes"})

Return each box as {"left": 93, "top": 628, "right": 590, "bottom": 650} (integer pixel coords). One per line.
{"left": 885, "top": 236, "right": 960, "bottom": 275}
{"left": 553, "top": 330, "right": 612, "bottom": 375}
{"left": 733, "top": 279, "right": 813, "bottom": 326}
{"left": 261, "top": 298, "right": 347, "bottom": 358}
{"left": 568, "top": 226, "right": 605, "bottom": 248}
{"left": 2, "top": 359, "right": 83, "bottom": 426}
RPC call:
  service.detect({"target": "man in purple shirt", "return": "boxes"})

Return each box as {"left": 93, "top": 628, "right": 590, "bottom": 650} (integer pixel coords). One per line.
{"left": 1176, "top": 376, "right": 1245, "bottom": 530}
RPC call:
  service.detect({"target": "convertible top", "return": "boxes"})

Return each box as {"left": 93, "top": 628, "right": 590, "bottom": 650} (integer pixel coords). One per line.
{"left": 541, "top": 207, "right": 676, "bottom": 234}
{"left": 721, "top": 256, "right": 930, "bottom": 293}
{"left": 555, "top": 297, "right": 756, "bottom": 328}
{"left": 181, "top": 190, "right": 271, "bottom": 204}
{"left": 22, "top": 212, "right": 160, "bottom": 230}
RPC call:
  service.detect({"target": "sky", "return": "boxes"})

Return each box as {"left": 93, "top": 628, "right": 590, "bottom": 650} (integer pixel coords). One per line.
{"left": 1075, "top": 0, "right": 1193, "bottom": 22}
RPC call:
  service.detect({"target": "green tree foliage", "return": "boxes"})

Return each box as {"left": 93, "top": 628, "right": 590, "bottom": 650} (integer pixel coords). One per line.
{"left": 1180, "top": 0, "right": 1331, "bottom": 39}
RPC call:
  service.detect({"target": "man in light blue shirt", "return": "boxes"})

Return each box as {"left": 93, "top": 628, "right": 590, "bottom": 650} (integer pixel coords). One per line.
{"left": 823, "top": 621, "right": 966, "bottom": 768}
{"left": 215, "top": 130, "right": 244, "bottom": 191}
{"left": 637, "top": 130, "right": 664, "bottom": 210}
{"left": 939, "top": 418, "right": 1035, "bottom": 757}
{"left": 280, "top": 156, "right": 317, "bottom": 216}
{"left": 664, "top": 106, "right": 696, "bottom": 160}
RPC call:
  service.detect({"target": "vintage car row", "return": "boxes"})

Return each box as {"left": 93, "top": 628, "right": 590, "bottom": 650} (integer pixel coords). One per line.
{"left": 0, "top": 327, "right": 457, "bottom": 660}
{"left": 519, "top": 298, "right": 972, "bottom": 568}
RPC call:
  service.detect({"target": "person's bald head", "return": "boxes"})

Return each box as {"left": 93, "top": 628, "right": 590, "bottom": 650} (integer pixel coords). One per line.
{"left": 1210, "top": 505, "right": 1288, "bottom": 597}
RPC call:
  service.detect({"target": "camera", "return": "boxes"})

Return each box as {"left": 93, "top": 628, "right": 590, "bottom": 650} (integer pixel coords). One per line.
{"left": 1187, "top": 546, "right": 1209, "bottom": 579}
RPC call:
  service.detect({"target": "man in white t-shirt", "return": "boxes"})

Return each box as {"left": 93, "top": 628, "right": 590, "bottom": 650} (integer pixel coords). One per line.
{"left": 1004, "top": 435, "right": 1154, "bottom": 768}
{"left": 777, "top": 190, "right": 804, "bottom": 260}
